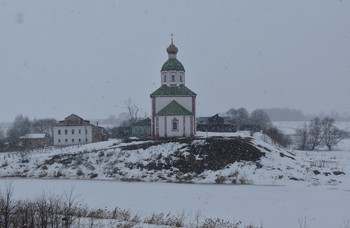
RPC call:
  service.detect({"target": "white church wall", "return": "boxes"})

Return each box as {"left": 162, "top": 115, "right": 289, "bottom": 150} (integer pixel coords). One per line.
{"left": 157, "top": 115, "right": 193, "bottom": 137}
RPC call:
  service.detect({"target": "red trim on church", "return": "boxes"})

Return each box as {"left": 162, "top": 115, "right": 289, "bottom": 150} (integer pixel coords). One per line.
{"left": 190, "top": 116, "right": 193, "bottom": 136}
{"left": 155, "top": 116, "right": 159, "bottom": 137}
{"left": 183, "top": 116, "right": 186, "bottom": 137}
{"left": 164, "top": 116, "right": 167, "bottom": 137}
{"left": 192, "top": 97, "right": 196, "bottom": 134}
{"left": 152, "top": 97, "right": 156, "bottom": 137}
{"left": 192, "top": 97, "right": 196, "bottom": 114}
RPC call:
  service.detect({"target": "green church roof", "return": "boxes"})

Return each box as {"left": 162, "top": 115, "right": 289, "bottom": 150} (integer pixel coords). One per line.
{"left": 161, "top": 58, "right": 185, "bottom": 71}
{"left": 156, "top": 100, "right": 193, "bottom": 116}
{"left": 150, "top": 85, "right": 197, "bottom": 97}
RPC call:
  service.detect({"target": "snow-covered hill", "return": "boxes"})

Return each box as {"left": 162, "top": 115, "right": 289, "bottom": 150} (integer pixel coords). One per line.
{"left": 1, "top": 130, "right": 349, "bottom": 187}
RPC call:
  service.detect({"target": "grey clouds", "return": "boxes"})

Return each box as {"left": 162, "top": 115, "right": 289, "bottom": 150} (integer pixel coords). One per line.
{"left": 0, "top": 0, "right": 349, "bottom": 122}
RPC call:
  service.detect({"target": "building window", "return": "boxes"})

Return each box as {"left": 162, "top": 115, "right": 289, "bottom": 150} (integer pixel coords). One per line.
{"left": 78, "top": 129, "right": 81, "bottom": 134}
{"left": 65, "top": 130, "right": 68, "bottom": 135}
{"left": 180, "top": 76, "right": 183, "bottom": 82}
{"left": 58, "top": 130, "right": 61, "bottom": 135}
{"left": 172, "top": 118, "right": 179, "bottom": 131}
{"left": 65, "top": 139, "right": 68, "bottom": 142}
{"left": 86, "top": 138, "right": 88, "bottom": 142}
{"left": 72, "top": 129, "right": 74, "bottom": 134}
{"left": 79, "top": 138, "right": 81, "bottom": 142}
{"left": 171, "top": 75, "right": 175, "bottom": 82}
{"left": 163, "top": 75, "right": 166, "bottom": 82}
{"left": 58, "top": 139, "right": 61, "bottom": 143}
{"left": 72, "top": 138, "right": 74, "bottom": 142}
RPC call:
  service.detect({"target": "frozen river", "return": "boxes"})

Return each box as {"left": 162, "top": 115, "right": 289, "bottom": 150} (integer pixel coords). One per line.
{"left": 1, "top": 178, "right": 349, "bottom": 228}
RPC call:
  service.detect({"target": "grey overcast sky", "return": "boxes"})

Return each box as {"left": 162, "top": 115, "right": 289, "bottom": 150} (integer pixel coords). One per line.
{"left": 1, "top": 0, "right": 350, "bottom": 122}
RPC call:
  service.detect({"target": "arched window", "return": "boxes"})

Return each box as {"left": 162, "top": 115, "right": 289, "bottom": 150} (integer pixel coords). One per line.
{"left": 171, "top": 75, "right": 175, "bottom": 82}
{"left": 163, "top": 75, "right": 166, "bottom": 82}
{"left": 172, "top": 118, "right": 179, "bottom": 131}
{"left": 180, "top": 76, "right": 182, "bottom": 82}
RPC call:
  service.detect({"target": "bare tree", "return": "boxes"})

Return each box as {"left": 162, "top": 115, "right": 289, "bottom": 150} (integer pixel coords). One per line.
{"left": 226, "top": 107, "right": 249, "bottom": 130}
{"left": 62, "top": 188, "right": 80, "bottom": 228}
{"left": 236, "top": 108, "right": 249, "bottom": 128}
{"left": 124, "top": 98, "right": 139, "bottom": 124}
{"left": 6, "top": 114, "right": 31, "bottom": 149}
{"left": 295, "top": 123, "right": 309, "bottom": 150}
{"left": 264, "top": 126, "right": 292, "bottom": 148}
{"left": 294, "top": 117, "right": 348, "bottom": 151}
{"left": 0, "top": 182, "right": 17, "bottom": 228}
{"left": 32, "top": 118, "right": 57, "bottom": 135}
{"left": 249, "top": 109, "right": 272, "bottom": 133}
{"left": 321, "top": 117, "right": 347, "bottom": 150}
{"left": 307, "top": 117, "right": 322, "bottom": 150}
{"left": 0, "top": 129, "right": 5, "bottom": 151}
{"left": 0, "top": 128, "right": 4, "bottom": 140}
{"left": 13, "top": 199, "right": 36, "bottom": 228}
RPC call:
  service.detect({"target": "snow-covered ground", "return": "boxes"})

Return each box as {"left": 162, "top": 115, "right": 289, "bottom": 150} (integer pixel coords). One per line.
{"left": 0, "top": 122, "right": 350, "bottom": 227}
{"left": 1, "top": 178, "right": 349, "bottom": 228}
{"left": 273, "top": 121, "right": 350, "bottom": 136}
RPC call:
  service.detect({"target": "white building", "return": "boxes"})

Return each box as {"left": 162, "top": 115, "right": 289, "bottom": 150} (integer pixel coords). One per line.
{"left": 53, "top": 114, "right": 105, "bottom": 146}
{"left": 150, "top": 39, "right": 197, "bottom": 137}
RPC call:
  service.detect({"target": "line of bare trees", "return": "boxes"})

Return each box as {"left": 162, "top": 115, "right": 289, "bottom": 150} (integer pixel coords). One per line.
{"left": 295, "top": 117, "right": 348, "bottom": 151}
{"left": 0, "top": 184, "right": 82, "bottom": 228}
{"left": 0, "top": 115, "right": 57, "bottom": 152}
{"left": 227, "top": 108, "right": 292, "bottom": 147}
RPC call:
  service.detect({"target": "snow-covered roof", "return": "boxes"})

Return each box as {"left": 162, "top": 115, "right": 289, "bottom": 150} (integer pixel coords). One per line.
{"left": 20, "top": 134, "right": 46, "bottom": 139}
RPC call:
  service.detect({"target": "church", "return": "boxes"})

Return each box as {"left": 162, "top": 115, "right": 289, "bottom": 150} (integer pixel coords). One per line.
{"left": 150, "top": 39, "right": 197, "bottom": 138}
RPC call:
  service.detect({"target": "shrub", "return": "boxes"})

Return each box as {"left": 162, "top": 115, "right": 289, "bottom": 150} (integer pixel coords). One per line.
{"left": 200, "top": 218, "right": 241, "bottom": 228}
{"left": 264, "top": 126, "right": 292, "bottom": 148}
{"left": 215, "top": 175, "right": 227, "bottom": 184}
{"left": 89, "top": 173, "right": 98, "bottom": 178}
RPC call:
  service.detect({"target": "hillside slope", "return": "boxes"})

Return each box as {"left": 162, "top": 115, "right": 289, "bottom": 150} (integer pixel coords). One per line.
{"left": 0, "top": 131, "right": 348, "bottom": 187}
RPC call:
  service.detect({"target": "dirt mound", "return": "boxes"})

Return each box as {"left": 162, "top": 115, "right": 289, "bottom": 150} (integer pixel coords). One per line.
{"left": 140, "top": 137, "right": 265, "bottom": 174}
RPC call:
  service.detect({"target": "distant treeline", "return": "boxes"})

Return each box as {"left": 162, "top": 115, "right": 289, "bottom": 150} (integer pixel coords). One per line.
{"left": 262, "top": 108, "right": 350, "bottom": 122}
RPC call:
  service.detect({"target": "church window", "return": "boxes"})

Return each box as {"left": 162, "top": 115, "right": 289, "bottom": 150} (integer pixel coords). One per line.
{"left": 171, "top": 75, "right": 175, "bottom": 82}
{"left": 172, "top": 118, "right": 179, "bottom": 131}
{"left": 163, "top": 75, "right": 166, "bottom": 82}
{"left": 58, "top": 130, "right": 61, "bottom": 135}
{"left": 180, "top": 76, "right": 183, "bottom": 82}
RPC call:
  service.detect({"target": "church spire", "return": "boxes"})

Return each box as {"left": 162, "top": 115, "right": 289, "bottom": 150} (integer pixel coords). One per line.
{"left": 166, "top": 33, "right": 178, "bottom": 59}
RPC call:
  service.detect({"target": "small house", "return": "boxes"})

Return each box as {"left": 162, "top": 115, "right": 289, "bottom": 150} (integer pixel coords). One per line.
{"left": 20, "top": 133, "right": 50, "bottom": 149}
{"left": 197, "top": 114, "right": 235, "bottom": 132}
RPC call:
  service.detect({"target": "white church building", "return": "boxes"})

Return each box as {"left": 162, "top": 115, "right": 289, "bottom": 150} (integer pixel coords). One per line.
{"left": 150, "top": 39, "right": 197, "bottom": 138}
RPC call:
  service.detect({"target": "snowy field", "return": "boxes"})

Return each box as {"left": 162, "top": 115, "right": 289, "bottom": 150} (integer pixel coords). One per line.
{"left": 1, "top": 178, "right": 350, "bottom": 228}
{"left": 1, "top": 122, "right": 350, "bottom": 227}
{"left": 273, "top": 121, "right": 350, "bottom": 136}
